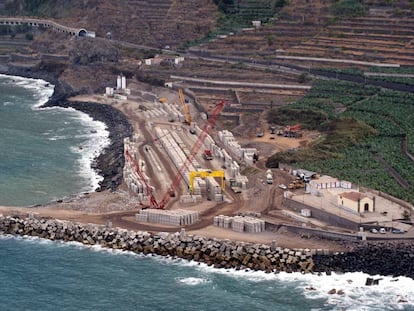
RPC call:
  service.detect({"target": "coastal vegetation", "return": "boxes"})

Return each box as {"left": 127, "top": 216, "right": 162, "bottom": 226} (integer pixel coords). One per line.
{"left": 266, "top": 80, "right": 414, "bottom": 204}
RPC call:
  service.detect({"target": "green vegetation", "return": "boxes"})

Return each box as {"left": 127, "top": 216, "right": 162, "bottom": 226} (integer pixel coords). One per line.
{"left": 268, "top": 107, "right": 329, "bottom": 130}
{"left": 25, "top": 33, "right": 33, "bottom": 41}
{"left": 317, "top": 66, "right": 414, "bottom": 87}
{"left": 266, "top": 80, "right": 414, "bottom": 203}
{"left": 212, "top": 0, "right": 287, "bottom": 31}
{"left": 331, "top": 0, "right": 366, "bottom": 17}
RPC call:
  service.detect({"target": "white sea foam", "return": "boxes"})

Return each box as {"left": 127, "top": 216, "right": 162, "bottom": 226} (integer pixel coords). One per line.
{"left": 0, "top": 74, "right": 55, "bottom": 108}
{"left": 156, "top": 257, "right": 414, "bottom": 310}
{"left": 175, "top": 277, "right": 211, "bottom": 286}
{"left": 3, "top": 234, "right": 413, "bottom": 310}
{"left": 68, "top": 111, "right": 110, "bottom": 191}
{"left": 0, "top": 74, "right": 110, "bottom": 193}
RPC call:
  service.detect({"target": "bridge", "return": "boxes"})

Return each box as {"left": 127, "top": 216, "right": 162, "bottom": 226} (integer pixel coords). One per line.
{"left": 0, "top": 17, "right": 95, "bottom": 37}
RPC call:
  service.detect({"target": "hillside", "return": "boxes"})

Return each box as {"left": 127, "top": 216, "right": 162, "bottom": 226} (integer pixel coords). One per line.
{"left": 0, "top": 0, "right": 218, "bottom": 48}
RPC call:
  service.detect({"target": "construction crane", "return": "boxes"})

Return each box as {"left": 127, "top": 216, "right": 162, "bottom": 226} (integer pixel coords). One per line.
{"left": 124, "top": 150, "right": 160, "bottom": 209}
{"left": 157, "top": 100, "right": 226, "bottom": 209}
{"left": 178, "top": 88, "right": 191, "bottom": 125}
{"left": 189, "top": 170, "right": 225, "bottom": 192}
{"left": 125, "top": 100, "right": 225, "bottom": 209}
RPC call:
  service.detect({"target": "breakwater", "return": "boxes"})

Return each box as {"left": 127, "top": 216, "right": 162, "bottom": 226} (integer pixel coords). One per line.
{"left": 4, "top": 214, "right": 414, "bottom": 278}
{"left": 314, "top": 241, "right": 414, "bottom": 279}
{"left": 0, "top": 215, "right": 315, "bottom": 273}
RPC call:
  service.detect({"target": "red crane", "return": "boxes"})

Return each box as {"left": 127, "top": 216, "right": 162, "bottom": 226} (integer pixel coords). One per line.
{"left": 157, "top": 100, "right": 226, "bottom": 209}
{"left": 125, "top": 100, "right": 225, "bottom": 209}
{"left": 124, "top": 149, "right": 160, "bottom": 208}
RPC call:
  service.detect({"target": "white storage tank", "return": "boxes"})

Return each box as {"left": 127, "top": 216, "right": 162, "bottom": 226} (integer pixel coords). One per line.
{"left": 117, "top": 75, "right": 122, "bottom": 89}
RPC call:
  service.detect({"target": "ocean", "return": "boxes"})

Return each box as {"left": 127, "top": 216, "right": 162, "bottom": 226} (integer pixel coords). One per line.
{"left": 0, "top": 74, "right": 109, "bottom": 206}
{"left": 1, "top": 75, "right": 414, "bottom": 310}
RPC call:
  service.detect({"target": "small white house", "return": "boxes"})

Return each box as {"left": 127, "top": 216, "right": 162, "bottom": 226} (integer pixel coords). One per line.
{"left": 338, "top": 192, "right": 375, "bottom": 214}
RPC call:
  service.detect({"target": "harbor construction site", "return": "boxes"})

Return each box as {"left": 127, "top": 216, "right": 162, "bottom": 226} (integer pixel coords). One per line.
{"left": 108, "top": 80, "right": 299, "bottom": 233}
{"left": 57, "top": 80, "right": 414, "bottom": 242}
{"left": 122, "top": 95, "right": 259, "bottom": 226}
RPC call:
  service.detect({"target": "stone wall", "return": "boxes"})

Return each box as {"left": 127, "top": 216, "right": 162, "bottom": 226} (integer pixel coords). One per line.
{"left": 0, "top": 214, "right": 315, "bottom": 273}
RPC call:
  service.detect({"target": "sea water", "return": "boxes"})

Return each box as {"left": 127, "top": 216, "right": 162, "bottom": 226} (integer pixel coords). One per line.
{"left": 1, "top": 75, "right": 414, "bottom": 311}
{"left": 0, "top": 74, "right": 109, "bottom": 206}
{"left": 1, "top": 235, "right": 414, "bottom": 311}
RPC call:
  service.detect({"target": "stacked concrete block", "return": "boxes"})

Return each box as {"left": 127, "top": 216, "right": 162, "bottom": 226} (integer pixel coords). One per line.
{"left": 231, "top": 216, "right": 245, "bottom": 232}
{"left": 218, "top": 130, "right": 257, "bottom": 165}
{"left": 179, "top": 195, "right": 203, "bottom": 204}
{"left": 223, "top": 216, "right": 232, "bottom": 228}
{"left": 198, "top": 178, "right": 207, "bottom": 194}
{"left": 123, "top": 137, "right": 154, "bottom": 203}
{"left": 204, "top": 134, "right": 216, "bottom": 151}
{"left": 244, "top": 217, "right": 266, "bottom": 233}
{"left": 136, "top": 209, "right": 199, "bottom": 226}
{"left": 163, "top": 102, "right": 183, "bottom": 122}
{"left": 214, "top": 215, "right": 265, "bottom": 233}
{"left": 206, "top": 177, "right": 222, "bottom": 201}
{"left": 155, "top": 127, "right": 197, "bottom": 187}
{"left": 192, "top": 177, "right": 207, "bottom": 195}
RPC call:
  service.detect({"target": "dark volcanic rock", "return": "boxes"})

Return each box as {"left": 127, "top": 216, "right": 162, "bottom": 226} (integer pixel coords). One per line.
{"left": 69, "top": 38, "right": 119, "bottom": 65}
{"left": 313, "top": 241, "right": 414, "bottom": 279}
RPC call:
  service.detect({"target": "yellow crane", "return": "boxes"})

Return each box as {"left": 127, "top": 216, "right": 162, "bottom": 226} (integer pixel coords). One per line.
{"left": 189, "top": 170, "right": 225, "bottom": 192}
{"left": 178, "top": 88, "right": 191, "bottom": 125}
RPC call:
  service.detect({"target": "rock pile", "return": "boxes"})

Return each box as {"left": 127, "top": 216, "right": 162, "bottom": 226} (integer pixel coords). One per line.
{"left": 313, "top": 241, "right": 414, "bottom": 278}
{"left": 0, "top": 215, "right": 315, "bottom": 273}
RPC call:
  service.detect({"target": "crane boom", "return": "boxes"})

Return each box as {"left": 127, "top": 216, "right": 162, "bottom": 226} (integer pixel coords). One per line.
{"left": 125, "top": 150, "right": 160, "bottom": 208}
{"left": 178, "top": 88, "right": 191, "bottom": 125}
{"left": 158, "top": 100, "right": 226, "bottom": 209}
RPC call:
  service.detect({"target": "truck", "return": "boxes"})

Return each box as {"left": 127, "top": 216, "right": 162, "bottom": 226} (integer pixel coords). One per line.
{"left": 266, "top": 169, "right": 273, "bottom": 184}
{"left": 202, "top": 149, "right": 213, "bottom": 160}
{"left": 288, "top": 179, "right": 305, "bottom": 189}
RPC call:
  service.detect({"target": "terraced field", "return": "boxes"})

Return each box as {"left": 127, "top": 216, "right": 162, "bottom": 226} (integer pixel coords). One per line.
{"left": 142, "top": 58, "right": 309, "bottom": 112}
{"left": 200, "top": 0, "right": 414, "bottom": 68}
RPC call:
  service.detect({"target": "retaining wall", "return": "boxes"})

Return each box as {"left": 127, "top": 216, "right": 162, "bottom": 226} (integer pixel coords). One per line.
{"left": 283, "top": 198, "right": 360, "bottom": 230}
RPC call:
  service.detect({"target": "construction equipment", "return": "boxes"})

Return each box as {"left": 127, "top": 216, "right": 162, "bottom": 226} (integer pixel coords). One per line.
{"left": 134, "top": 100, "right": 225, "bottom": 209}
{"left": 178, "top": 88, "right": 191, "bottom": 125}
{"left": 288, "top": 178, "right": 305, "bottom": 189}
{"left": 229, "top": 178, "right": 242, "bottom": 193}
{"left": 189, "top": 170, "right": 225, "bottom": 192}
{"left": 124, "top": 150, "right": 160, "bottom": 208}
{"left": 284, "top": 124, "right": 302, "bottom": 138}
{"left": 202, "top": 149, "right": 213, "bottom": 160}
{"left": 157, "top": 100, "right": 225, "bottom": 209}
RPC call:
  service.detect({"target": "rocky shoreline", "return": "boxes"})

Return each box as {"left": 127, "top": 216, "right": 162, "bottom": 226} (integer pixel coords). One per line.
{"left": 314, "top": 241, "right": 414, "bottom": 279}
{"left": 0, "top": 64, "right": 133, "bottom": 191}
